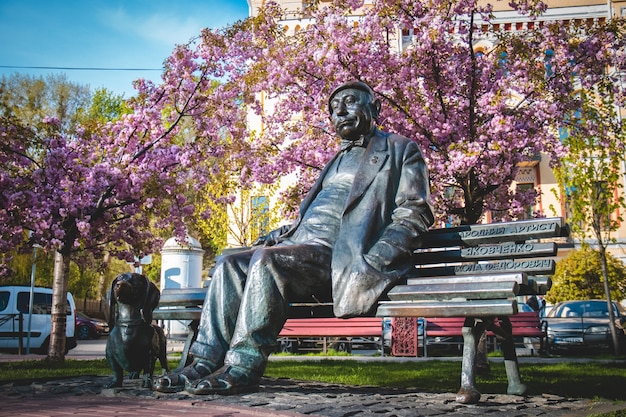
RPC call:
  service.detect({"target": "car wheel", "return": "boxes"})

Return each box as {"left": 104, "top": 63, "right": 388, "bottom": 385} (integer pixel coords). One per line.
{"left": 77, "top": 324, "right": 91, "bottom": 340}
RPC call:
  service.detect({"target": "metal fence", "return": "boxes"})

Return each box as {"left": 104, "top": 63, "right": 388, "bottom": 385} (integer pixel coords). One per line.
{"left": 73, "top": 298, "right": 107, "bottom": 319}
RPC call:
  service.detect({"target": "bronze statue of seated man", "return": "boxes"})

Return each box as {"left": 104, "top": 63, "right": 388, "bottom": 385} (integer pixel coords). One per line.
{"left": 153, "top": 81, "right": 434, "bottom": 395}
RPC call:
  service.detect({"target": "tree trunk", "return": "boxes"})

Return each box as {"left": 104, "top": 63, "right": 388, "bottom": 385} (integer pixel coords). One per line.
{"left": 46, "top": 250, "right": 70, "bottom": 363}
{"left": 96, "top": 251, "right": 110, "bottom": 301}
{"left": 598, "top": 244, "right": 621, "bottom": 355}
{"left": 590, "top": 182, "right": 621, "bottom": 356}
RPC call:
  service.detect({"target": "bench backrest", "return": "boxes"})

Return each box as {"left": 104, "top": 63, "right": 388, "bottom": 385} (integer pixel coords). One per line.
{"left": 378, "top": 217, "right": 568, "bottom": 318}
{"left": 154, "top": 218, "right": 568, "bottom": 322}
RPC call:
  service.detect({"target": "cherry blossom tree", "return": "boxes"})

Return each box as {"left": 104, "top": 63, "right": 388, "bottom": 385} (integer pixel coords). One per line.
{"left": 150, "top": 0, "right": 623, "bottom": 225}
{"left": 0, "top": 80, "right": 230, "bottom": 361}
{"left": 2, "top": 0, "right": 624, "bottom": 361}
{"left": 144, "top": 0, "right": 624, "bottom": 367}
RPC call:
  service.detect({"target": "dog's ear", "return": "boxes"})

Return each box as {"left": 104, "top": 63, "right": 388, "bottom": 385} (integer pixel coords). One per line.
{"left": 140, "top": 276, "right": 160, "bottom": 324}
{"left": 107, "top": 276, "right": 120, "bottom": 329}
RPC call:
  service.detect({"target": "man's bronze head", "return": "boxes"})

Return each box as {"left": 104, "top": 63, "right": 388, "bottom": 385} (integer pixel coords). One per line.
{"left": 328, "top": 81, "right": 381, "bottom": 141}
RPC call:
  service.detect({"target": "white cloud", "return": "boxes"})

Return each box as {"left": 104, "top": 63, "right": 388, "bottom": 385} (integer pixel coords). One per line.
{"left": 99, "top": 2, "right": 245, "bottom": 49}
{"left": 101, "top": 9, "right": 203, "bottom": 48}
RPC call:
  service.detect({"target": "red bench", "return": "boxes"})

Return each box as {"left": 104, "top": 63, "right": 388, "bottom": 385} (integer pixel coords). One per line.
{"left": 278, "top": 317, "right": 384, "bottom": 354}
{"left": 422, "top": 312, "right": 545, "bottom": 357}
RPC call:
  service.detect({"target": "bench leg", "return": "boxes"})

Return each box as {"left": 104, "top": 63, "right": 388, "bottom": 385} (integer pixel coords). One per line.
{"left": 496, "top": 317, "right": 527, "bottom": 396}
{"left": 175, "top": 319, "right": 199, "bottom": 372}
{"left": 457, "top": 318, "right": 485, "bottom": 404}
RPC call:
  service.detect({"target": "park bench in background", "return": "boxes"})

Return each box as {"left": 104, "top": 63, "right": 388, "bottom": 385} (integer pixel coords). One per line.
{"left": 154, "top": 217, "right": 568, "bottom": 404}
{"left": 420, "top": 312, "right": 545, "bottom": 357}
{"left": 277, "top": 317, "right": 383, "bottom": 354}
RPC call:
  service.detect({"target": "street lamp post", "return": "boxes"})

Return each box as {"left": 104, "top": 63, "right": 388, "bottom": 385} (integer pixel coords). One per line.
{"left": 26, "top": 245, "right": 37, "bottom": 354}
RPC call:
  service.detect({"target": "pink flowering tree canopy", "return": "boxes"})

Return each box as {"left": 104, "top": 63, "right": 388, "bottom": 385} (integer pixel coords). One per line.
{"left": 134, "top": 0, "right": 623, "bottom": 225}
{"left": 0, "top": 77, "right": 241, "bottom": 359}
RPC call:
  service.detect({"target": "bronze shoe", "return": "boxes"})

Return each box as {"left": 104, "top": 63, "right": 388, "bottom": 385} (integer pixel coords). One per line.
{"left": 152, "top": 359, "right": 216, "bottom": 393}
{"left": 185, "top": 365, "right": 261, "bottom": 395}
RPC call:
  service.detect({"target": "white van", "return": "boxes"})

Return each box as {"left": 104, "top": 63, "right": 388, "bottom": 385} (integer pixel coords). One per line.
{"left": 0, "top": 286, "right": 77, "bottom": 353}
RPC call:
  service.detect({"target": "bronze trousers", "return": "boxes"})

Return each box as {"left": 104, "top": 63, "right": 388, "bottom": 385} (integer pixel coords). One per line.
{"left": 189, "top": 243, "right": 332, "bottom": 373}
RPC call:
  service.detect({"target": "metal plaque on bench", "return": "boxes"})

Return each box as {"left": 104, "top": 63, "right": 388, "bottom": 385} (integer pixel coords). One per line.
{"left": 410, "top": 258, "right": 556, "bottom": 278}
{"left": 421, "top": 217, "right": 565, "bottom": 247}
{"left": 413, "top": 242, "right": 557, "bottom": 265}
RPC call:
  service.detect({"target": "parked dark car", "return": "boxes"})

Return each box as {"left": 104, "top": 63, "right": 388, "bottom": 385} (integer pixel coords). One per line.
{"left": 75, "top": 311, "right": 109, "bottom": 340}
{"left": 544, "top": 300, "right": 626, "bottom": 353}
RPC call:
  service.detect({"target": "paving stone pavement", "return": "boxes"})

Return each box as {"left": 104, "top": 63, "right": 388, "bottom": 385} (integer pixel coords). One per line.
{"left": 1, "top": 374, "right": 624, "bottom": 417}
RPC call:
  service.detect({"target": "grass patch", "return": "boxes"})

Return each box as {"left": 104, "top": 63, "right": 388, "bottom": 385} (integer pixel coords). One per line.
{"left": 264, "top": 360, "right": 626, "bottom": 401}
{"left": 2, "top": 357, "right": 624, "bottom": 403}
{"left": 0, "top": 358, "right": 111, "bottom": 382}
{"left": 272, "top": 349, "right": 353, "bottom": 357}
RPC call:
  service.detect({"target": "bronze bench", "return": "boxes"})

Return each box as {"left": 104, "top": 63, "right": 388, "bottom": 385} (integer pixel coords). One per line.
{"left": 154, "top": 217, "right": 568, "bottom": 403}
{"left": 377, "top": 217, "right": 567, "bottom": 403}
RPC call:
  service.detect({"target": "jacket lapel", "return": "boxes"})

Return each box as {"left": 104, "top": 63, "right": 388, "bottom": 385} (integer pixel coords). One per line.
{"left": 344, "top": 130, "right": 388, "bottom": 212}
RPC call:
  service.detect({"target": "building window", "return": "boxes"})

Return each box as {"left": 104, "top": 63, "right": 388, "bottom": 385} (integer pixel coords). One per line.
{"left": 545, "top": 49, "right": 554, "bottom": 77}
{"left": 564, "top": 182, "right": 612, "bottom": 232}
{"left": 251, "top": 196, "right": 270, "bottom": 241}
{"left": 564, "top": 190, "right": 580, "bottom": 230}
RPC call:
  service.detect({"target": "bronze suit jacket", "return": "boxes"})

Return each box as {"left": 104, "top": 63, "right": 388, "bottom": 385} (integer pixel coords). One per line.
{"left": 284, "top": 128, "right": 434, "bottom": 317}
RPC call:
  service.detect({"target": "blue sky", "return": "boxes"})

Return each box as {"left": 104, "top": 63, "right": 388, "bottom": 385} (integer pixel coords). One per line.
{"left": 0, "top": 0, "right": 250, "bottom": 97}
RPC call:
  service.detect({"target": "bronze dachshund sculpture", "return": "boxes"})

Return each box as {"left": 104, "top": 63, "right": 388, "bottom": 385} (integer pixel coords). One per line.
{"left": 105, "top": 273, "right": 169, "bottom": 388}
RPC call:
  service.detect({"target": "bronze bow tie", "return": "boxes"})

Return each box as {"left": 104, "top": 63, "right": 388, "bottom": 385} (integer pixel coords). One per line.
{"left": 340, "top": 137, "right": 366, "bottom": 151}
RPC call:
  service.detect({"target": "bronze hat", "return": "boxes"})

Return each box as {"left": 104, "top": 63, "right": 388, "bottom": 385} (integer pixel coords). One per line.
{"left": 328, "top": 81, "right": 376, "bottom": 114}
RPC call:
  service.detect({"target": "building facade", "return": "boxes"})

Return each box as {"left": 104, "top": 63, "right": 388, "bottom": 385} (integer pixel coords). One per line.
{"left": 234, "top": 0, "right": 626, "bottom": 264}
